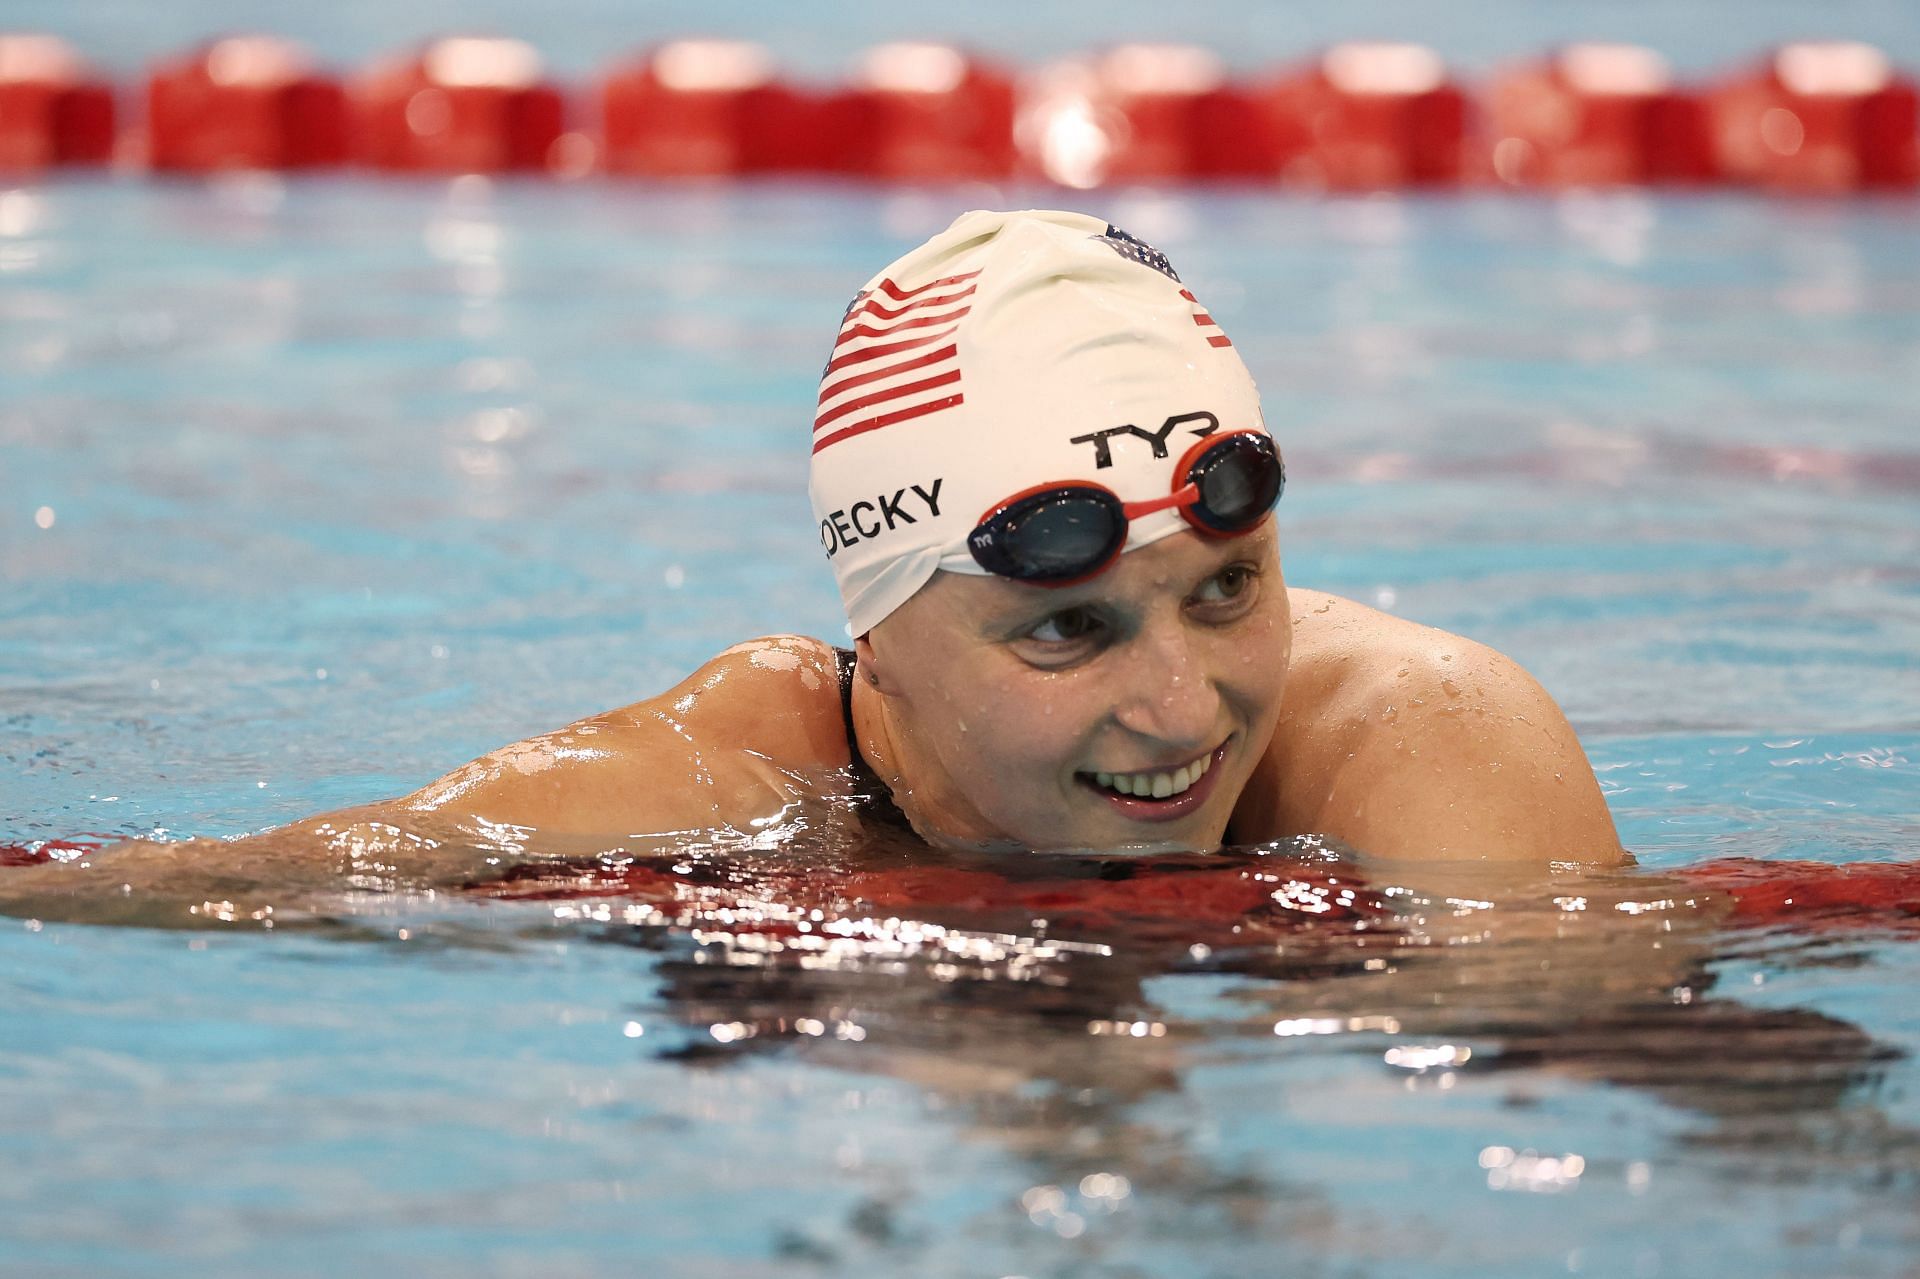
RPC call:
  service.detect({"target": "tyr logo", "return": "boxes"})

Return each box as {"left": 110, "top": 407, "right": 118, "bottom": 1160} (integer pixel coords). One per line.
{"left": 1069, "top": 411, "right": 1219, "bottom": 469}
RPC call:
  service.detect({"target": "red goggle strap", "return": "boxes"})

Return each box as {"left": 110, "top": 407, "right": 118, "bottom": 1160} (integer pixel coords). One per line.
{"left": 1119, "top": 482, "right": 1200, "bottom": 520}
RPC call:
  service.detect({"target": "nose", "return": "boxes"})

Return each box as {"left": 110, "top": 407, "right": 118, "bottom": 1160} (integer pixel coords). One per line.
{"left": 1110, "top": 614, "right": 1223, "bottom": 751}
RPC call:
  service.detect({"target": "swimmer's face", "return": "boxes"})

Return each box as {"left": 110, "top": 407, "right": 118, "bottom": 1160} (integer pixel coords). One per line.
{"left": 861, "top": 525, "right": 1289, "bottom": 852}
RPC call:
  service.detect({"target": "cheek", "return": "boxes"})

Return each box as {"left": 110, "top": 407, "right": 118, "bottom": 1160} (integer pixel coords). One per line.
{"left": 971, "top": 685, "right": 1087, "bottom": 772}
{"left": 939, "top": 681, "right": 1097, "bottom": 803}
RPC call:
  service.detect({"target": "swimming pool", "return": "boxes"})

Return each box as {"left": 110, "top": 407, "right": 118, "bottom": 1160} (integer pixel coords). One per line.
{"left": 4, "top": 176, "right": 1919, "bottom": 1275}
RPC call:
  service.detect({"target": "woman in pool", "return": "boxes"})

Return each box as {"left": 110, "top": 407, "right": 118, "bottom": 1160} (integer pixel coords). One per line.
{"left": 326, "top": 208, "right": 1620, "bottom": 866}
{"left": 7, "top": 209, "right": 1620, "bottom": 905}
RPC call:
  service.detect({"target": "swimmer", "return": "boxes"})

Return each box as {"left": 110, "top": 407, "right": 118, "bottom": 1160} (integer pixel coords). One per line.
{"left": 15, "top": 210, "right": 1623, "bottom": 894}
{"left": 349, "top": 210, "right": 1620, "bottom": 864}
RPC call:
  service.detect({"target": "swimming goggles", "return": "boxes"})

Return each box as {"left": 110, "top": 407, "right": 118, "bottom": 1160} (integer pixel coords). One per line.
{"left": 966, "top": 430, "right": 1284, "bottom": 585}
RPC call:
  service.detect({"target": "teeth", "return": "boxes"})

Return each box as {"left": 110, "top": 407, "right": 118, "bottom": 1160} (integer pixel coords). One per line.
{"left": 1092, "top": 751, "right": 1213, "bottom": 800}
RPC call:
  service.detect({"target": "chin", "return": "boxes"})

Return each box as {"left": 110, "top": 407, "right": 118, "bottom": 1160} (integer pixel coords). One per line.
{"left": 922, "top": 785, "right": 1233, "bottom": 855}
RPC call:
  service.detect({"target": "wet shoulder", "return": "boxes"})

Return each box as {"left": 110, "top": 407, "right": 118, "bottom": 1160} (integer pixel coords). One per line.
{"left": 398, "top": 634, "right": 851, "bottom": 834}
{"left": 1244, "top": 590, "right": 1506, "bottom": 831}
{"left": 1284, "top": 588, "right": 1474, "bottom": 702}
{"left": 1280, "top": 588, "right": 1539, "bottom": 750}
{"left": 1259, "top": 589, "right": 1620, "bottom": 861}
{"left": 606, "top": 634, "right": 852, "bottom": 771}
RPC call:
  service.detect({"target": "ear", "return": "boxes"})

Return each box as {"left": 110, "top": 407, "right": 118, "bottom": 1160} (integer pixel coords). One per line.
{"left": 852, "top": 633, "right": 898, "bottom": 695}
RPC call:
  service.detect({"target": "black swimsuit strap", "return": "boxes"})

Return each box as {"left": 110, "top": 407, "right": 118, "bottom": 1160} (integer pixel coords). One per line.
{"left": 833, "top": 646, "right": 915, "bottom": 833}
{"left": 833, "top": 646, "right": 864, "bottom": 766}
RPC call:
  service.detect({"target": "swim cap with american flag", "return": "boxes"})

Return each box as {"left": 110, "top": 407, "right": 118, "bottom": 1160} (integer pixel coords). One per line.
{"left": 809, "top": 209, "right": 1266, "bottom": 636}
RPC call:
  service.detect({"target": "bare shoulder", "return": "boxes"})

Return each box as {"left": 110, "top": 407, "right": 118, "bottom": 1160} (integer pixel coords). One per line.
{"left": 393, "top": 634, "right": 852, "bottom": 836}
{"left": 1282, "top": 588, "right": 1501, "bottom": 708}
{"left": 1242, "top": 590, "right": 1623, "bottom": 864}
{"left": 603, "top": 634, "right": 851, "bottom": 763}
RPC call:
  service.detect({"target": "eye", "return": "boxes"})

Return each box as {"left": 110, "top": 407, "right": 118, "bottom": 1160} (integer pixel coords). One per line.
{"left": 1190, "top": 563, "right": 1259, "bottom": 611}
{"left": 1027, "top": 605, "right": 1107, "bottom": 645}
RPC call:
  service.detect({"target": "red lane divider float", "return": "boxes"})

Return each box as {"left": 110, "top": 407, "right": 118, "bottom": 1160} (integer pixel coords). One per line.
{"left": 603, "top": 39, "right": 1015, "bottom": 178}
{"left": 471, "top": 855, "right": 1380, "bottom": 950}
{"left": 0, "top": 35, "right": 115, "bottom": 170}
{"left": 350, "top": 36, "right": 576, "bottom": 175}
{"left": 1, "top": 33, "right": 1915, "bottom": 189}
{"left": 148, "top": 36, "right": 347, "bottom": 172}
{"left": 1486, "top": 43, "right": 1715, "bottom": 186}
{"left": 604, "top": 39, "right": 798, "bottom": 176}
{"left": 1707, "top": 40, "right": 1920, "bottom": 191}
{"left": 0, "top": 833, "right": 119, "bottom": 866}
{"left": 5, "top": 835, "right": 1920, "bottom": 943}
{"left": 1020, "top": 44, "right": 1238, "bottom": 185}
{"left": 843, "top": 42, "right": 1017, "bottom": 181}
{"left": 474, "top": 854, "right": 1920, "bottom": 943}
{"left": 1677, "top": 858, "right": 1920, "bottom": 933}
{"left": 1258, "top": 42, "right": 1472, "bottom": 189}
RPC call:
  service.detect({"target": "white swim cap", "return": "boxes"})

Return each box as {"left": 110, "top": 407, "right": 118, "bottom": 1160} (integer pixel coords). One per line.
{"left": 808, "top": 208, "right": 1267, "bottom": 636}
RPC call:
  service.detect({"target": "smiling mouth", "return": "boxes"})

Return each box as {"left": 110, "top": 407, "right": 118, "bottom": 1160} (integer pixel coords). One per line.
{"left": 1080, "top": 742, "right": 1225, "bottom": 802}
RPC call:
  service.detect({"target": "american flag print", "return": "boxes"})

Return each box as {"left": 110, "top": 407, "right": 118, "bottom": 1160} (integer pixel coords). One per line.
{"left": 1094, "top": 225, "right": 1181, "bottom": 282}
{"left": 813, "top": 269, "right": 979, "bottom": 455}
{"left": 1179, "top": 288, "right": 1234, "bottom": 349}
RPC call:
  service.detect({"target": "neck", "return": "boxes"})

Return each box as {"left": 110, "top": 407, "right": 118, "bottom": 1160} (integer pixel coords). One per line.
{"left": 849, "top": 677, "right": 1006, "bottom": 850}
{"left": 846, "top": 673, "right": 891, "bottom": 783}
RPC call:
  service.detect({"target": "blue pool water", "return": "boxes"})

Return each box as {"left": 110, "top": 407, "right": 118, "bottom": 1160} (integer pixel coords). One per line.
{"left": 4, "top": 174, "right": 1920, "bottom": 1274}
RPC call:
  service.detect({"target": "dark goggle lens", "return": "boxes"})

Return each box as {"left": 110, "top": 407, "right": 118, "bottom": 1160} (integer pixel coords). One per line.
{"left": 1188, "top": 434, "right": 1284, "bottom": 532}
{"left": 971, "top": 490, "right": 1125, "bottom": 581}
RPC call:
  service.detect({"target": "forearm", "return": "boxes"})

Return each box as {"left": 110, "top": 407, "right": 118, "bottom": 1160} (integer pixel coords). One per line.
{"left": 0, "top": 802, "right": 493, "bottom": 928}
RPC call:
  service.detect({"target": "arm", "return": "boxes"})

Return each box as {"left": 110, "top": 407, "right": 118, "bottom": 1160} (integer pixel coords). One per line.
{"left": 0, "top": 636, "right": 851, "bottom": 924}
